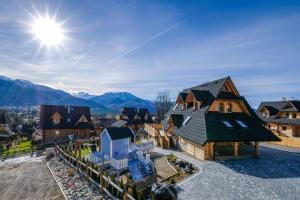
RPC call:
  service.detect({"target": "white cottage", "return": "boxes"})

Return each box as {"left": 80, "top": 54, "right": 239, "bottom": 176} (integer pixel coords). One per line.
{"left": 100, "top": 127, "right": 135, "bottom": 169}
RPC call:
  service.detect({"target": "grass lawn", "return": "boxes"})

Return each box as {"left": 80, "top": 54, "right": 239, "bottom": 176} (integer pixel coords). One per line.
{"left": 1, "top": 138, "right": 33, "bottom": 158}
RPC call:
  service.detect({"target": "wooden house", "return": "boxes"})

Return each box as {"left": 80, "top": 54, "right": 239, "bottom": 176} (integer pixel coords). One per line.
{"left": 257, "top": 100, "right": 300, "bottom": 137}
{"left": 162, "top": 76, "right": 279, "bottom": 160}
{"left": 144, "top": 123, "right": 170, "bottom": 148}
{"left": 39, "top": 104, "right": 92, "bottom": 145}
{"left": 0, "top": 111, "right": 16, "bottom": 143}
{"left": 113, "top": 107, "right": 153, "bottom": 131}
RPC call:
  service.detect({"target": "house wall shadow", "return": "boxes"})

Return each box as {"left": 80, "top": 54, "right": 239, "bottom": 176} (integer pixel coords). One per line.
{"left": 218, "top": 147, "right": 300, "bottom": 179}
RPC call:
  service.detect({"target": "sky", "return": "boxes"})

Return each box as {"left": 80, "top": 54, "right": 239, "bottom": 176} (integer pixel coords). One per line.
{"left": 0, "top": 0, "right": 300, "bottom": 108}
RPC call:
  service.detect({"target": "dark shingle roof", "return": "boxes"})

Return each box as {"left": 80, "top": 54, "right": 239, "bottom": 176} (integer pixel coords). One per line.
{"left": 183, "top": 77, "right": 228, "bottom": 97}
{"left": 170, "top": 114, "right": 184, "bottom": 128}
{"left": 105, "top": 127, "right": 135, "bottom": 142}
{"left": 205, "top": 112, "right": 280, "bottom": 142}
{"left": 40, "top": 104, "right": 92, "bottom": 130}
{"left": 111, "top": 120, "right": 128, "bottom": 127}
{"left": 217, "top": 91, "right": 241, "bottom": 100}
{"left": 257, "top": 100, "right": 300, "bottom": 125}
{"left": 120, "top": 107, "right": 153, "bottom": 124}
{"left": 191, "top": 90, "right": 214, "bottom": 102}
{"left": 163, "top": 76, "right": 279, "bottom": 145}
{"left": 290, "top": 101, "right": 300, "bottom": 110}
{"left": 179, "top": 92, "right": 188, "bottom": 101}
{"left": 164, "top": 77, "right": 230, "bottom": 145}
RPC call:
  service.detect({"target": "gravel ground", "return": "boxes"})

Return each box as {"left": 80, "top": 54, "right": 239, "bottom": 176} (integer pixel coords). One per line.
{"left": 46, "top": 157, "right": 110, "bottom": 200}
{"left": 0, "top": 156, "right": 64, "bottom": 200}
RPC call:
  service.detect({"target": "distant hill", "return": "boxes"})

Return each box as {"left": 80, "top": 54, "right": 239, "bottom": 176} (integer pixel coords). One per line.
{"left": 71, "top": 91, "right": 96, "bottom": 99}
{"left": 0, "top": 76, "right": 111, "bottom": 114}
{"left": 90, "top": 92, "right": 155, "bottom": 113}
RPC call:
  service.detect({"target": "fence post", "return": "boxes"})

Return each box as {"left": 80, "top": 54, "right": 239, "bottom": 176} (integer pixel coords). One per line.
{"left": 122, "top": 184, "right": 128, "bottom": 200}
{"left": 85, "top": 162, "right": 89, "bottom": 181}
{"left": 100, "top": 172, "right": 104, "bottom": 192}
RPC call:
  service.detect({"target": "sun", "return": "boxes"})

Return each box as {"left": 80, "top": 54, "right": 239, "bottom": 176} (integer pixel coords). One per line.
{"left": 30, "top": 16, "right": 65, "bottom": 47}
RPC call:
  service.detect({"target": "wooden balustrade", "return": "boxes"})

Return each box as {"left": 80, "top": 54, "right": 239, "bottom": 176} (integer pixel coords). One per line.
{"left": 56, "top": 146, "right": 135, "bottom": 200}
{"left": 270, "top": 135, "right": 300, "bottom": 148}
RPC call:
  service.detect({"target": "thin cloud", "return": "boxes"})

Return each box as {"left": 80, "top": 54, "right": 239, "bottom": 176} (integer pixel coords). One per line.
{"left": 106, "top": 18, "right": 188, "bottom": 64}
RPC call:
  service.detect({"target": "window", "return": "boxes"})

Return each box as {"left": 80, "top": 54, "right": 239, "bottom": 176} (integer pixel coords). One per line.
{"left": 218, "top": 103, "right": 225, "bottom": 113}
{"left": 285, "top": 113, "right": 289, "bottom": 118}
{"left": 222, "top": 120, "right": 233, "bottom": 128}
{"left": 292, "top": 113, "right": 297, "bottom": 119}
{"left": 236, "top": 120, "right": 248, "bottom": 128}
{"left": 182, "top": 103, "right": 187, "bottom": 111}
{"left": 183, "top": 116, "right": 191, "bottom": 126}
{"left": 173, "top": 104, "right": 179, "bottom": 111}
{"left": 227, "top": 103, "right": 233, "bottom": 113}
{"left": 282, "top": 126, "right": 287, "bottom": 131}
{"left": 193, "top": 101, "right": 198, "bottom": 112}
{"left": 67, "top": 118, "right": 71, "bottom": 123}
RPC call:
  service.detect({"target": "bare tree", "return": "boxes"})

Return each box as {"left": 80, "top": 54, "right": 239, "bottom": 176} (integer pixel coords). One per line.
{"left": 155, "top": 91, "right": 172, "bottom": 122}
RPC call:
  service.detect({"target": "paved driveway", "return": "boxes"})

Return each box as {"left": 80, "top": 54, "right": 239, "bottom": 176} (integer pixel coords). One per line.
{"left": 155, "top": 146, "right": 300, "bottom": 200}
{"left": 0, "top": 156, "right": 64, "bottom": 200}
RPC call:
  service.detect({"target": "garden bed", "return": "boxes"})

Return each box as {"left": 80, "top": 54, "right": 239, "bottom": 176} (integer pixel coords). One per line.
{"left": 163, "top": 154, "right": 198, "bottom": 184}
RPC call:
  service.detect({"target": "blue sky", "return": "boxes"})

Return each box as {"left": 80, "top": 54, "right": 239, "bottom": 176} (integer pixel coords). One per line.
{"left": 0, "top": 0, "right": 300, "bottom": 107}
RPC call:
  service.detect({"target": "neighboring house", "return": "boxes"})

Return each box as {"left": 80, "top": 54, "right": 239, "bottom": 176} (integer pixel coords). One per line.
{"left": 113, "top": 107, "right": 153, "bottom": 131}
{"left": 39, "top": 104, "right": 92, "bottom": 145}
{"left": 100, "top": 127, "right": 155, "bottom": 190}
{"left": 100, "top": 127, "right": 135, "bottom": 169}
{"left": 0, "top": 111, "right": 16, "bottom": 143}
{"left": 144, "top": 123, "right": 170, "bottom": 149}
{"left": 163, "top": 76, "right": 279, "bottom": 160}
{"left": 256, "top": 100, "right": 300, "bottom": 137}
{"left": 101, "top": 127, "right": 135, "bottom": 158}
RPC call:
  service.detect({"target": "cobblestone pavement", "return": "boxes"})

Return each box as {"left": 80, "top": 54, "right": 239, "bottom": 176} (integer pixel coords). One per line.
{"left": 155, "top": 146, "right": 300, "bottom": 200}
{"left": 0, "top": 156, "right": 64, "bottom": 200}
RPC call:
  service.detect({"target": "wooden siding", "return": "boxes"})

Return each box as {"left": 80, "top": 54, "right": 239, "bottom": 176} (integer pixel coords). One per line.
{"left": 270, "top": 135, "right": 300, "bottom": 148}
{"left": 183, "top": 138, "right": 205, "bottom": 160}
{"left": 44, "top": 129, "right": 90, "bottom": 144}
{"left": 209, "top": 100, "right": 244, "bottom": 113}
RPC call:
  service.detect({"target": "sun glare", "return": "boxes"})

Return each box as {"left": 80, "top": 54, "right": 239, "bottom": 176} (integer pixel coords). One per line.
{"left": 30, "top": 16, "right": 65, "bottom": 47}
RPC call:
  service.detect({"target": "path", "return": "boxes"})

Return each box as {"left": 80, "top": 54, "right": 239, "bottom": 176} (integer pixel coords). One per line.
{"left": 0, "top": 156, "right": 64, "bottom": 200}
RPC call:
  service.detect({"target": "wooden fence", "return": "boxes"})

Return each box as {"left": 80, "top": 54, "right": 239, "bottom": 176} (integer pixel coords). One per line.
{"left": 270, "top": 135, "right": 300, "bottom": 148}
{"left": 56, "top": 146, "right": 135, "bottom": 200}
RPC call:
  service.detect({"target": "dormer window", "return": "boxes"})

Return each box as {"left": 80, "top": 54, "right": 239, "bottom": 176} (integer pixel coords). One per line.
{"left": 51, "top": 112, "right": 62, "bottom": 125}
{"left": 263, "top": 112, "right": 269, "bottom": 118}
{"left": 218, "top": 103, "right": 225, "bottom": 113}
{"left": 227, "top": 103, "right": 232, "bottom": 113}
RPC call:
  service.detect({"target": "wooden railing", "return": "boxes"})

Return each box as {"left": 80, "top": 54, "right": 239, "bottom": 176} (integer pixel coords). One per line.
{"left": 56, "top": 146, "right": 135, "bottom": 200}
{"left": 270, "top": 135, "right": 300, "bottom": 148}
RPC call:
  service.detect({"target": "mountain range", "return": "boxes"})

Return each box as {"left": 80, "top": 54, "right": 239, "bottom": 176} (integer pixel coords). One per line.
{"left": 0, "top": 76, "right": 155, "bottom": 114}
